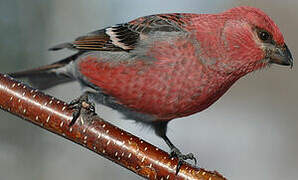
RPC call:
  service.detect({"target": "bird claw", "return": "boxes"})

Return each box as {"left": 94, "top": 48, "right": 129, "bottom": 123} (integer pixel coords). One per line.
{"left": 170, "top": 147, "right": 197, "bottom": 175}
{"left": 68, "top": 94, "right": 95, "bottom": 126}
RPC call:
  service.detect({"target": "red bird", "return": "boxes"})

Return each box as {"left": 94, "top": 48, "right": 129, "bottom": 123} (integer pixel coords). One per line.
{"left": 10, "top": 6, "right": 293, "bottom": 169}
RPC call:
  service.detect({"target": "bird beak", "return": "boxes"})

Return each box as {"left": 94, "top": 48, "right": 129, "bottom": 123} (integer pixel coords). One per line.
{"left": 269, "top": 44, "right": 293, "bottom": 68}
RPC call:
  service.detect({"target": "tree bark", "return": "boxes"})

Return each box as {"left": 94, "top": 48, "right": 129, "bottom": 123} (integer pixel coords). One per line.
{"left": 0, "top": 73, "right": 226, "bottom": 180}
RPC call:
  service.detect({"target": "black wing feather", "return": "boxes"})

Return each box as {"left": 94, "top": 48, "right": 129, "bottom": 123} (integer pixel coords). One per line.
{"left": 49, "top": 14, "right": 187, "bottom": 52}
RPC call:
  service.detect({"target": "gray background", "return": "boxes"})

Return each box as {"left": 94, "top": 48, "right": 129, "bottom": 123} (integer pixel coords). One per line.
{"left": 0, "top": 0, "right": 297, "bottom": 179}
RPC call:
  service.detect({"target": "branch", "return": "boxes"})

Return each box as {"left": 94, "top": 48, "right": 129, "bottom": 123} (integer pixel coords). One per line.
{"left": 0, "top": 73, "right": 227, "bottom": 180}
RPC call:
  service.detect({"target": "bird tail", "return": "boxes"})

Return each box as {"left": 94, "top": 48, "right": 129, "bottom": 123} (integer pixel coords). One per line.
{"left": 9, "top": 53, "right": 81, "bottom": 90}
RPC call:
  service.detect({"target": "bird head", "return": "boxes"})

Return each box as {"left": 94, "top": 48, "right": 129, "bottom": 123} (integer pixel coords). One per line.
{"left": 199, "top": 6, "right": 293, "bottom": 76}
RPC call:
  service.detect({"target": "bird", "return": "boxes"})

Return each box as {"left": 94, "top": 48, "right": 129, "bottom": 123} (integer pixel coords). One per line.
{"left": 9, "top": 6, "right": 293, "bottom": 172}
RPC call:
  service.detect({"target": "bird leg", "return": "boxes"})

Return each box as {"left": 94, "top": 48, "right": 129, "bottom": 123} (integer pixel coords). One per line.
{"left": 153, "top": 121, "right": 197, "bottom": 175}
{"left": 161, "top": 132, "right": 197, "bottom": 174}
{"left": 68, "top": 92, "right": 95, "bottom": 126}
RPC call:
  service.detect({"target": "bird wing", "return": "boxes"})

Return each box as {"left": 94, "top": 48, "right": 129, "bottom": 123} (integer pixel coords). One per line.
{"left": 49, "top": 14, "right": 188, "bottom": 52}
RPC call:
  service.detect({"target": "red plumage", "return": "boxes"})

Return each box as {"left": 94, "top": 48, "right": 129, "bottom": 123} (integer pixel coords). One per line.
{"left": 78, "top": 38, "right": 236, "bottom": 121}
{"left": 77, "top": 7, "right": 287, "bottom": 121}
{"left": 9, "top": 6, "right": 293, "bottom": 168}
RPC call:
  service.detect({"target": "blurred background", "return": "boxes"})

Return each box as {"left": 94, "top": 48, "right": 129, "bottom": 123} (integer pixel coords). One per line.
{"left": 0, "top": 0, "right": 297, "bottom": 179}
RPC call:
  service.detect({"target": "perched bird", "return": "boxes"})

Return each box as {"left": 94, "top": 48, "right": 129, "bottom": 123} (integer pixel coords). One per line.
{"left": 10, "top": 6, "right": 293, "bottom": 171}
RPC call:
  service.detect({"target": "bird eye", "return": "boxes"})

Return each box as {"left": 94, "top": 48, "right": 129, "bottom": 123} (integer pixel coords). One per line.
{"left": 258, "top": 30, "right": 271, "bottom": 42}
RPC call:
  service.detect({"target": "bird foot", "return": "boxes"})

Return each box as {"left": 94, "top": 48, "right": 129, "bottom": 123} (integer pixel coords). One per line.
{"left": 68, "top": 94, "right": 95, "bottom": 126}
{"left": 170, "top": 147, "right": 197, "bottom": 175}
